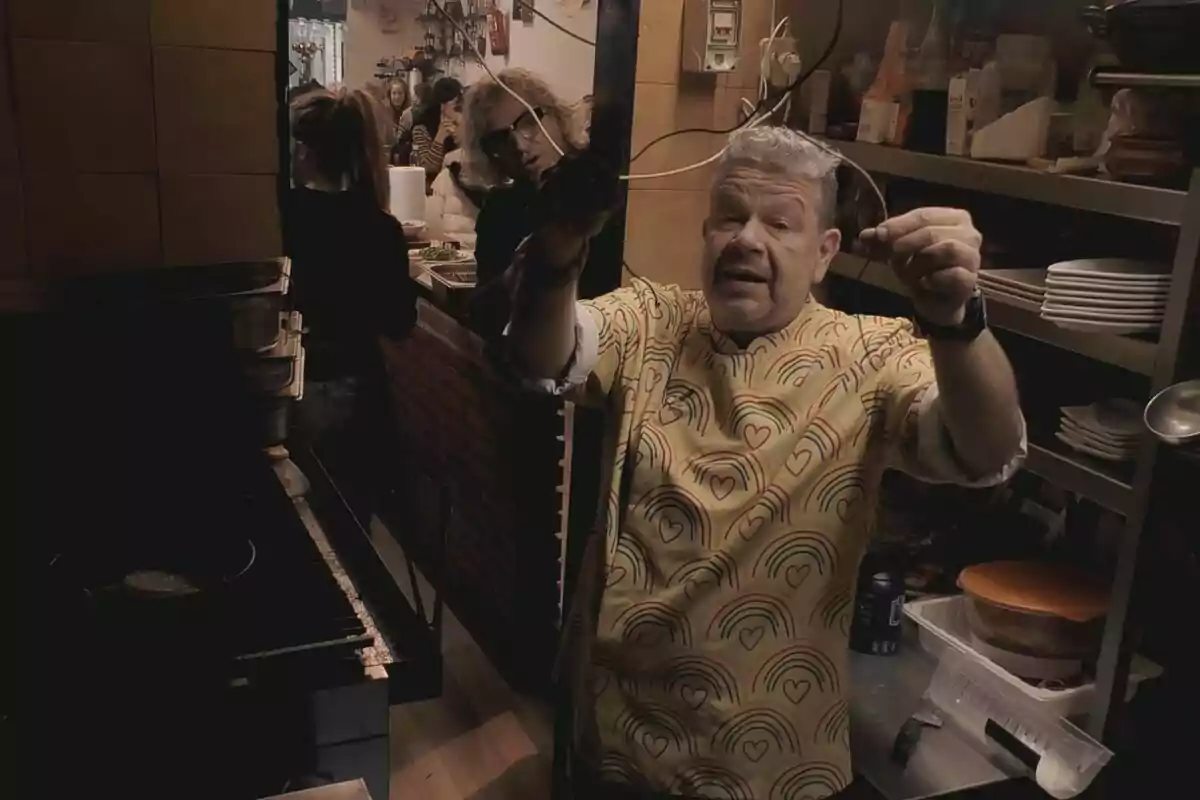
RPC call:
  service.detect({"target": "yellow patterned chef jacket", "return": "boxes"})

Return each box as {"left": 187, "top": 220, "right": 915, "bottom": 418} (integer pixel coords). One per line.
{"left": 539, "top": 280, "right": 1023, "bottom": 800}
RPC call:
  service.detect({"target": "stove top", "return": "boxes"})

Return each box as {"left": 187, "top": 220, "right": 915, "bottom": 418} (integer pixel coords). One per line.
{"left": 11, "top": 304, "right": 371, "bottom": 695}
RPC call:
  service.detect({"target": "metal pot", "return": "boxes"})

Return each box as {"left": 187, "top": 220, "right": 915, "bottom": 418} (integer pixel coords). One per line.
{"left": 1083, "top": 0, "right": 1200, "bottom": 74}
{"left": 1144, "top": 379, "right": 1200, "bottom": 446}
{"left": 229, "top": 293, "right": 285, "bottom": 351}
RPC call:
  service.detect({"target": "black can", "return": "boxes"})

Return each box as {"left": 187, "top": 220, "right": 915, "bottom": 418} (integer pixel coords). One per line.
{"left": 850, "top": 569, "right": 905, "bottom": 656}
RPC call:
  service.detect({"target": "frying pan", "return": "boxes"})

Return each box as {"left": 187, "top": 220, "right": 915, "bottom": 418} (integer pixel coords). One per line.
{"left": 48, "top": 534, "right": 257, "bottom": 613}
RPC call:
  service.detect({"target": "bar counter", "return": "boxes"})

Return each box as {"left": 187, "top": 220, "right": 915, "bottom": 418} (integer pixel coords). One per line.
{"left": 378, "top": 278, "right": 567, "bottom": 694}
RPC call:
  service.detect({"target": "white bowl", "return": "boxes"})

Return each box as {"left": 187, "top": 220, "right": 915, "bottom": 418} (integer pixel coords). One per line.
{"left": 401, "top": 220, "right": 427, "bottom": 239}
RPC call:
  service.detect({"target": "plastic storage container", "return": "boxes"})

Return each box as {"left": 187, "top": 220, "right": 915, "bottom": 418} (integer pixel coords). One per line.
{"left": 925, "top": 647, "right": 1113, "bottom": 799}
{"left": 905, "top": 595, "right": 1161, "bottom": 719}
{"left": 904, "top": 596, "right": 1125, "bottom": 797}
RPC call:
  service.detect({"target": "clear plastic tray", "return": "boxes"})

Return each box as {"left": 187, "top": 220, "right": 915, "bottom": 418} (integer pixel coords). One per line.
{"left": 905, "top": 595, "right": 1162, "bottom": 720}
{"left": 926, "top": 647, "right": 1113, "bottom": 799}
{"left": 904, "top": 595, "right": 1138, "bottom": 798}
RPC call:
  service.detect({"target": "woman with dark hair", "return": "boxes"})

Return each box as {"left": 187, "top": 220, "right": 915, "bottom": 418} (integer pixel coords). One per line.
{"left": 287, "top": 87, "right": 415, "bottom": 511}
{"left": 411, "top": 76, "right": 464, "bottom": 180}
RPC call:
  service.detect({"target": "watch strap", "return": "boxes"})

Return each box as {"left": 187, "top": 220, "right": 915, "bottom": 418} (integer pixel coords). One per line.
{"left": 914, "top": 290, "right": 988, "bottom": 342}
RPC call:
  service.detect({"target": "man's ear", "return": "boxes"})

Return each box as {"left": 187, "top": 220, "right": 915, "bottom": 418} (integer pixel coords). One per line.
{"left": 811, "top": 227, "right": 842, "bottom": 284}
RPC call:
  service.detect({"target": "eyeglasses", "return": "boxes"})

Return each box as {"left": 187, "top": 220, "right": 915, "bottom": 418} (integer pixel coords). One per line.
{"left": 480, "top": 107, "right": 546, "bottom": 159}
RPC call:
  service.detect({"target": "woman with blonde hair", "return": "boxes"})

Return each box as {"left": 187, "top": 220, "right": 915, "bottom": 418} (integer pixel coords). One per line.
{"left": 459, "top": 69, "right": 604, "bottom": 335}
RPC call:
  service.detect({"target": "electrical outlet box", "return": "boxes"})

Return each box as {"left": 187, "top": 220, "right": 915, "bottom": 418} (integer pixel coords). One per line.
{"left": 759, "top": 35, "right": 799, "bottom": 87}
{"left": 681, "top": 0, "right": 742, "bottom": 74}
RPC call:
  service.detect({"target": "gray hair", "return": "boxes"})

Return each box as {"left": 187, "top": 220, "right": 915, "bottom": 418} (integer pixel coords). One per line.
{"left": 461, "top": 68, "right": 588, "bottom": 186}
{"left": 714, "top": 126, "right": 842, "bottom": 228}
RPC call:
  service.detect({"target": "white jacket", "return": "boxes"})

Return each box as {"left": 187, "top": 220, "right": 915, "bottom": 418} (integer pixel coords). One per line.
{"left": 425, "top": 151, "right": 479, "bottom": 248}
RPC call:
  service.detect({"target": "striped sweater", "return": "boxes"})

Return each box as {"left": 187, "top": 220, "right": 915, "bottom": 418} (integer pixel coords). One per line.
{"left": 411, "top": 124, "right": 451, "bottom": 177}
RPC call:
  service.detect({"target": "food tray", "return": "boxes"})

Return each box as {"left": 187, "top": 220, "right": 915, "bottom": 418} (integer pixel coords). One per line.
{"left": 926, "top": 647, "right": 1113, "bottom": 798}
{"left": 905, "top": 595, "right": 1162, "bottom": 720}
{"left": 427, "top": 264, "right": 476, "bottom": 287}
{"left": 415, "top": 263, "right": 476, "bottom": 314}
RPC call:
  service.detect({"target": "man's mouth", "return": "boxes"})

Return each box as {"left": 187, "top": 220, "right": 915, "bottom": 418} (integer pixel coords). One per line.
{"left": 715, "top": 265, "right": 769, "bottom": 284}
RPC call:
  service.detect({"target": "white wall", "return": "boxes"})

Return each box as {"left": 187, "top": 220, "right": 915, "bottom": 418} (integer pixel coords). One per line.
{"left": 462, "top": 0, "right": 597, "bottom": 103}
{"left": 344, "top": 0, "right": 597, "bottom": 104}
{"left": 343, "top": 0, "right": 427, "bottom": 89}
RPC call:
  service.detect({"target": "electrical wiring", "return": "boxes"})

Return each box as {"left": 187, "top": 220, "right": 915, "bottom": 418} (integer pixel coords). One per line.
{"left": 428, "top": 0, "right": 752, "bottom": 183}
{"left": 629, "top": 0, "right": 844, "bottom": 164}
{"left": 427, "top": 0, "right": 894, "bottom": 346}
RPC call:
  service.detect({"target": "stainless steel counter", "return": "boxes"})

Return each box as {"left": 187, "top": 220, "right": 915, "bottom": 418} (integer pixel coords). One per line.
{"left": 263, "top": 779, "right": 372, "bottom": 800}
{"left": 850, "top": 625, "right": 1018, "bottom": 800}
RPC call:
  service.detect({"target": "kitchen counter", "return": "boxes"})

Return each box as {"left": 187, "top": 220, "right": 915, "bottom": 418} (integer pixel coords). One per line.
{"left": 851, "top": 625, "right": 1022, "bottom": 800}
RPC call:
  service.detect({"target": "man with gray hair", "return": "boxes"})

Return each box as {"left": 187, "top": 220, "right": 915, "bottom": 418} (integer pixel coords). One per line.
{"left": 507, "top": 126, "right": 1025, "bottom": 799}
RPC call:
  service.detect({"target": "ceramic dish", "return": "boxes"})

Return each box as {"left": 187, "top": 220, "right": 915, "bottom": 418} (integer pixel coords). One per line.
{"left": 1045, "top": 277, "right": 1170, "bottom": 295}
{"left": 1046, "top": 258, "right": 1171, "bottom": 280}
{"left": 1056, "top": 430, "right": 1133, "bottom": 462}
{"left": 1041, "top": 303, "right": 1165, "bottom": 321}
{"left": 980, "top": 289, "right": 1042, "bottom": 314}
{"left": 979, "top": 268, "right": 1048, "bottom": 291}
{"left": 1060, "top": 417, "right": 1139, "bottom": 450}
{"left": 1042, "top": 317, "right": 1160, "bottom": 335}
{"left": 1058, "top": 424, "right": 1135, "bottom": 458}
{"left": 1042, "top": 290, "right": 1166, "bottom": 309}
{"left": 1061, "top": 400, "right": 1143, "bottom": 437}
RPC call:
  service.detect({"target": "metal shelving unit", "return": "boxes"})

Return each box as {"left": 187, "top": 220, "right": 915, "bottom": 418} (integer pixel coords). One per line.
{"left": 825, "top": 138, "right": 1188, "bottom": 225}
{"left": 823, "top": 142, "right": 1200, "bottom": 741}
{"left": 829, "top": 254, "right": 1159, "bottom": 376}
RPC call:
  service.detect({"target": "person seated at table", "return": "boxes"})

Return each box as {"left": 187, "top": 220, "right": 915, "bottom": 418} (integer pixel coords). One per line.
{"left": 412, "top": 77, "right": 464, "bottom": 182}
{"left": 287, "top": 86, "right": 416, "bottom": 509}
{"left": 459, "top": 68, "right": 606, "bottom": 337}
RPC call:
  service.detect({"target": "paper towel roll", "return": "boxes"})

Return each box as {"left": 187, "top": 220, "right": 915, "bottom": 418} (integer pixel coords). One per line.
{"left": 388, "top": 166, "right": 426, "bottom": 223}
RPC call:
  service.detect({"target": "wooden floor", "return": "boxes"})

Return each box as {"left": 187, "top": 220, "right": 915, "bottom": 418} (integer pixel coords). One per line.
{"left": 367, "top": 518, "right": 555, "bottom": 800}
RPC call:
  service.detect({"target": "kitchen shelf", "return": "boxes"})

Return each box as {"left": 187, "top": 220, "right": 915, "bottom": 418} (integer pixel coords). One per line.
{"left": 1024, "top": 441, "right": 1135, "bottom": 516}
{"left": 1091, "top": 68, "right": 1200, "bottom": 89}
{"left": 823, "top": 139, "right": 1188, "bottom": 226}
{"left": 827, "top": 253, "right": 1159, "bottom": 375}
{"left": 816, "top": 152, "right": 1200, "bottom": 747}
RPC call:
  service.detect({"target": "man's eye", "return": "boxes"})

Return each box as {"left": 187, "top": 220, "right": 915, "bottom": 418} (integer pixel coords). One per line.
{"left": 767, "top": 219, "right": 790, "bottom": 230}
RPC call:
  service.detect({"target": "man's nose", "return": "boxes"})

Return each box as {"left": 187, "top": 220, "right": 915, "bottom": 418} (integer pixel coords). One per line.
{"left": 734, "top": 217, "right": 768, "bottom": 250}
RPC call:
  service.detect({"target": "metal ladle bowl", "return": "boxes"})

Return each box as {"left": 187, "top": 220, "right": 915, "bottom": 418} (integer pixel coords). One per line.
{"left": 1144, "top": 379, "right": 1200, "bottom": 446}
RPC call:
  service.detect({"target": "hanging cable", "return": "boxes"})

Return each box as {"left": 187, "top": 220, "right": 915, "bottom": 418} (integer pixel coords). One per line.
{"left": 427, "top": 0, "right": 752, "bottom": 183}
{"left": 630, "top": 0, "right": 844, "bottom": 164}
{"left": 425, "top": 0, "right": 893, "bottom": 344}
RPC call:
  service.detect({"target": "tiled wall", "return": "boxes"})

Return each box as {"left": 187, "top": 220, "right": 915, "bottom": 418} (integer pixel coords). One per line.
{"left": 624, "top": 0, "right": 778, "bottom": 289}
{"left": 0, "top": 0, "right": 281, "bottom": 284}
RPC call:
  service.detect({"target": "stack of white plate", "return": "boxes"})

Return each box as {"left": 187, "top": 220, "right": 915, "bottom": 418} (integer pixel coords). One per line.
{"left": 1041, "top": 259, "right": 1171, "bottom": 335}
{"left": 978, "top": 268, "right": 1046, "bottom": 313}
{"left": 1056, "top": 399, "right": 1143, "bottom": 462}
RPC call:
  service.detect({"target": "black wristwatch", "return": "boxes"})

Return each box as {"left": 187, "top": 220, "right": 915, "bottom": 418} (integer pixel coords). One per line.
{"left": 914, "top": 289, "right": 988, "bottom": 342}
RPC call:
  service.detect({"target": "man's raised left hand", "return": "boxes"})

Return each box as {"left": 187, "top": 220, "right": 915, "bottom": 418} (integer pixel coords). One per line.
{"left": 860, "top": 207, "right": 982, "bottom": 327}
